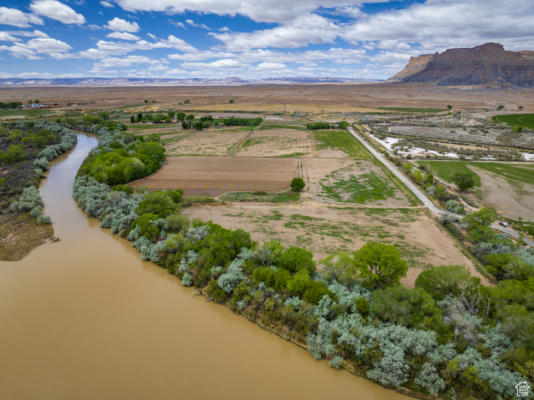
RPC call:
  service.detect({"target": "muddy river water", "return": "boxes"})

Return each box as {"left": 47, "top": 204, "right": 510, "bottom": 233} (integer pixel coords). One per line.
{"left": 0, "top": 134, "right": 410, "bottom": 400}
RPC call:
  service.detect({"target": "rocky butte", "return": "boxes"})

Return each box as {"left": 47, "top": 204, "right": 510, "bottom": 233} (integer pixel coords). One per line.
{"left": 391, "top": 42, "right": 534, "bottom": 87}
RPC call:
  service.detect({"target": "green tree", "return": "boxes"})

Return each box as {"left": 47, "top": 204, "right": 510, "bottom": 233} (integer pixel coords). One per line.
{"left": 176, "top": 112, "right": 186, "bottom": 122}
{"left": 168, "top": 111, "right": 176, "bottom": 119}
{"left": 137, "top": 112, "right": 143, "bottom": 122}
{"left": 133, "top": 213, "right": 160, "bottom": 241}
{"left": 415, "top": 265, "right": 472, "bottom": 299}
{"left": 287, "top": 269, "right": 311, "bottom": 297}
{"left": 370, "top": 286, "right": 443, "bottom": 329}
{"left": 165, "top": 214, "right": 190, "bottom": 233}
{"left": 290, "top": 177, "right": 305, "bottom": 192}
{"left": 136, "top": 191, "right": 178, "bottom": 217}
{"left": 462, "top": 207, "right": 497, "bottom": 243}
{"left": 486, "top": 253, "right": 534, "bottom": 281}
{"left": 352, "top": 242, "right": 407, "bottom": 288}
{"left": 130, "top": 115, "right": 135, "bottom": 123}
{"left": 453, "top": 172, "right": 476, "bottom": 191}
{"left": 278, "top": 246, "right": 315, "bottom": 274}
{"left": 447, "top": 104, "right": 453, "bottom": 110}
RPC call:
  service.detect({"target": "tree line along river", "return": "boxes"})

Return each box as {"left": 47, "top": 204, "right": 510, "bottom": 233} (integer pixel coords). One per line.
{"left": 0, "top": 134, "right": 410, "bottom": 400}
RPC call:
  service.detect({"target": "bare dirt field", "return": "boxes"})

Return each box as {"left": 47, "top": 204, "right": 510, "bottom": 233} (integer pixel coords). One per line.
{"left": 182, "top": 203, "right": 481, "bottom": 286}
{"left": 235, "top": 128, "right": 315, "bottom": 158}
{"left": 2, "top": 83, "right": 534, "bottom": 111}
{"left": 165, "top": 128, "right": 250, "bottom": 156}
{"left": 470, "top": 166, "right": 534, "bottom": 220}
{"left": 130, "top": 156, "right": 297, "bottom": 196}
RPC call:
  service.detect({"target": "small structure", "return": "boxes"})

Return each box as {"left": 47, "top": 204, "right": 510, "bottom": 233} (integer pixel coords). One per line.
{"left": 515, "top": 381, "right": 530, "bottom": 398}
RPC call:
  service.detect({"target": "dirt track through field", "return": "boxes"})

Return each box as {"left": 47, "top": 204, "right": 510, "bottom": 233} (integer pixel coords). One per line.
{"left": 130, "top": 156, "right": 297, "bottom": 195}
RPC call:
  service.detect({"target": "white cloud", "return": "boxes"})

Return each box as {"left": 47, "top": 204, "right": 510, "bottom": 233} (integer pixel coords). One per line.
{"left": 0, "top": 36, "right": 72, "bottom": 60}
{"left": 107, "top": 31, "right": 140, "bottom": 41}
{"left": 0, "top": 44, "right": 40, "bottom": 59}
{"left": 212, "top": 14, "right": 339, "bottom": 50}
{"left": 343, "top": 0, "right": 534, "bottom": 52}
{"left": 256, "top": 62, "right": 286, "bottom": 70}
{"left": 79, "top": 35, "right": 195, "bottom": 59}
{"left": 115, "top": 0, "right": 362, "bottom": 23}
{"left": 30, "top": 1, "right": 86, "bottom": 25}
{"left": 93, "top": 55, "right": 153, "bottom": 68}
{"left": 147, "top": 33, "right": 157, "bottom": 39}
{"left": 186, "top": 19, "right": 210, "bottom": 30}
{"left": 0, "top": 7, "right": 43, "bottom": 27}
{"left": 0, "top": 32, "right": 17, "bottom": 42}
{"left": 26, "top": 37, "right": 71, "bottom": 54}
{"left": 100, "top": 0, "right": 114, "bottom": 7}
{"left": 106, "top": 17, "right": 139, "bottom": 32}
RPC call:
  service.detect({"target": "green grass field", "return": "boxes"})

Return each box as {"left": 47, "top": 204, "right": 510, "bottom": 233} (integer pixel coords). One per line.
{"left": 0, "top": 109, "right": 53, "bottom": 118}
{"left": 418, "top": 160, "right": 534, "bottom": 186}
{"left": 314, "top": 130, "right": 370, "bottom": 159}
{"left": 492, "top": 114, "right": 534, "bottom": 130}
{"left": 320, "top": 171, "right": 396, "bottom": 203}
{"left": 378, "top": 107, "right": 445, "bottom": 113}
{"left": 222, "top": 191, "right": 299, "bottom": 203}
{"left": 127, "top": 123, "right": 177, "bottom": 130}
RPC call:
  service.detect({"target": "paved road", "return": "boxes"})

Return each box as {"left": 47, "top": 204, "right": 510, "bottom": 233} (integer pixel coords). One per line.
{"left": 347, "top": 126, "right": 534, "bottom": 247}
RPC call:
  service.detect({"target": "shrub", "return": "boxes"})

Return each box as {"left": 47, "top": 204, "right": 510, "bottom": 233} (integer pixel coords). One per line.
{"left": 290, "top": 177, "right": 305, "bottom": 192}
{"left": 415, "top": 265, "right": 473, "bottom": 299}
{"left": 278, "top": 246, "right": 315, "bottom": 274}
{"left": 306, "top": 122, "right": 331, "bottom": 130}
{"left": 453, "top": 172, "right": 476, "bottom": 191}
{"left": 136, "top": 191, "right": 178, "bottom": 217}
{"left": 133, "top": 213, "right": 160, "bottom": 242}
{"left": 352, "top": 242, "right": 408, "bottom": 289}
{"left": 165, "top": 214, "right": 190, "bottom": 233}
{"left": 370, "top": 286, "right": 443, "bottom": 330}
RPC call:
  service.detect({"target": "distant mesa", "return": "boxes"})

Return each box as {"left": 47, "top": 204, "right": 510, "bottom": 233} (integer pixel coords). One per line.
{"left": 390, "top": 43, "right": 534, "bottom": 87}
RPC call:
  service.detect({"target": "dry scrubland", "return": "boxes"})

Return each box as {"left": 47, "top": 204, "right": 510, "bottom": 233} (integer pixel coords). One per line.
{"left": 2, "top": 83, "right": 534, "bottom": 111}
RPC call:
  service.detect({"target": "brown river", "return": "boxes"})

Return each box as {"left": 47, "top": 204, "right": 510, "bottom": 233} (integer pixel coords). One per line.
{"left": 0, "top": 134, "right": 410, "bottom": 400}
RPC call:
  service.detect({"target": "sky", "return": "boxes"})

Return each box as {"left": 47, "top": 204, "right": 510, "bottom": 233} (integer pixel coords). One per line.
{"left": 0, "top": 0, "right": 533, "bottom": 80}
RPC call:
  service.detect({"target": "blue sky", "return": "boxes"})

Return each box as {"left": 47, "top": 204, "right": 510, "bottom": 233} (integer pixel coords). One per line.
{"left": 0, "top": 0, "right": 533, "bottom": 79}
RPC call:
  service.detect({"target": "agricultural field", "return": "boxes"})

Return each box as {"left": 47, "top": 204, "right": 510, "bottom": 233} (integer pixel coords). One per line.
{"left": 126, "top": 114, "right": 474, "bottom": 278}
{"left": 130, "top": 156, "right": 298, "bottom": 195}
{"left": 164, "top": 128, "right": 251, "bottom": 156}
{"left": 235, "top": 128, "right": 315, "bottom": 158}
{"left": 492, "top": 113, "right": 534, "bottom": 129}
{"left": 419, "top": 160, "right": 534, "bottom": 220}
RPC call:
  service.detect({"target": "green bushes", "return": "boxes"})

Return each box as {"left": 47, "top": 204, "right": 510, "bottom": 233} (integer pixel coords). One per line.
{"left": 278, "top": 246, "right": 315, "bottom": 273}
{"left": 80, "top": 136, "right": 165, "bottom": 186}
{"left": 306, "top": 122, "right": 331, "bottom": 130}
{"left": 415, "top": 265, "right": 473, "bottom": 299}
{"left": 290, "top": 177, "right": 305, "bottom": 192}
{"left": 369, "top": 286, "right": 445, "bottom": 331}
{"left": 223, "top": 117, "right": 262, "bottom": 127}
{"left": 352, "top": 242, "right": 408, "bottom": 288}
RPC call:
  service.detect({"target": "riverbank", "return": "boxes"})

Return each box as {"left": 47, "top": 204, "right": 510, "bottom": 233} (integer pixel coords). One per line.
{"left": 0, "top": 213, "right": 54, "bottom": 261}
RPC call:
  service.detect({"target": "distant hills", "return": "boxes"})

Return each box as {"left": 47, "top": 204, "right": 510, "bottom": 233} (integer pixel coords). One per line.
{"left": 0, "top": 77, "right": 378, "bottom": 87}
{"left": 390, "top": 43, "right": 534, "bottom": 87}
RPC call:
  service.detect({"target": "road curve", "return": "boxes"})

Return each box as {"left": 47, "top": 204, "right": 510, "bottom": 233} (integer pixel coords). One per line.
{"left": 347, "top": 126, "right": 534, "bottom": 247}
